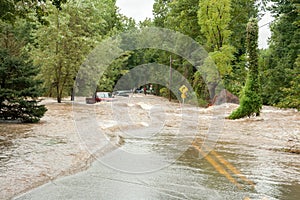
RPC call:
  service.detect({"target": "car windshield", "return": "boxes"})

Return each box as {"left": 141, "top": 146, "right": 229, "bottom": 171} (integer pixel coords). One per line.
{"left": 97, "top": 92, "right": 111, "bottom": 98}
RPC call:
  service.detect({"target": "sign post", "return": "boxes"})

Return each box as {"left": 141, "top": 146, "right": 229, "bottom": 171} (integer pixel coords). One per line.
{"left": 179, "top": 85, "right": 188, "bottom": 105}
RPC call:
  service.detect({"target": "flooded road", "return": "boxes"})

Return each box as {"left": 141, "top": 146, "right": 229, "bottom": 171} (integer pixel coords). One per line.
{"left": 1, "top": 95, "right": 299, "bottom": 199}
{"left": 0, "top": 99, "right": 97, "bottom": 199}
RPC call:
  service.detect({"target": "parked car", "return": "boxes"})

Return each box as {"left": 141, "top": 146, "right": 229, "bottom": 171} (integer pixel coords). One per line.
{"left": 95, "top": 92, "right": 115, "bottom": 102}
{"left": 85, "top": 92, "right": 115, "bottom": 104}
{"left": 135, "top": 88, "right": 143, "bottom": 93}
{"left": 113, "top": 90, "right": 132, "bottom": 97}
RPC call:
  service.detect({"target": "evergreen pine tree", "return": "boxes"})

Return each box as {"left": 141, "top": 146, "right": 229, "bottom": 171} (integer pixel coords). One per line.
{"left": 228, "top": 18, "right": 262, "bottom": 119}
{"left": 0, "top": 49, "right": 47, "bottom": 123}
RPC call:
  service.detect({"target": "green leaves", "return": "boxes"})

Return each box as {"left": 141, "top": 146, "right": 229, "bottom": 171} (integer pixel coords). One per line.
{"left": 260, "top": 0, "right": 299, "bottom": 108}
{"left": 229, "top": 18, "right": 262, "bottom": 119}
{"left": 30, "top": 0, "right": 122, "bottom": 102}
{"left": 0, "top": 48, "right": 47, "bottom": 123}
{"left": 198, "top": 0, "right": 232, "bottom": 50}
{"left": 277, "top": 55, "right": 300, "bottom": 110}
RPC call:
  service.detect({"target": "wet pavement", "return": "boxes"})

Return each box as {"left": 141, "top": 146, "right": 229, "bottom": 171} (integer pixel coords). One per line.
{"left": 1, "top": 95, "right": 299, "bottom": 199}
{"left": 0, "top": 99, "right": 98, "bottom": 199}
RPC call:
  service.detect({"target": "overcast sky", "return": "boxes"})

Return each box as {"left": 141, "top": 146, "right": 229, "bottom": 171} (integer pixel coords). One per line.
{"left": 116, "top": 0, "right": 273, "bottom": 49}
{"left": 116, "top": 0, "right": 154, "bottom": 22}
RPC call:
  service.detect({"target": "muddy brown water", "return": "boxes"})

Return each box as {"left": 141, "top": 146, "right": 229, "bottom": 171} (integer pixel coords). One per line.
{"left": 0, "top": 99, "right": 95, "bottom": 199}
{"left": 1, "top": 96, "right": 299, "bottom": 200}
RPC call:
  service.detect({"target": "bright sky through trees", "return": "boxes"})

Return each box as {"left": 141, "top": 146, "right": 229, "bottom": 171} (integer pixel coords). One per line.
{"left": 116, "top": 0, "right": 273, "bottom": 49}
{"left": 258, "top": 6, "right": 273, "bottom": 49}
{"left": 116, "top": 0, "right": 154, "bottom": 22}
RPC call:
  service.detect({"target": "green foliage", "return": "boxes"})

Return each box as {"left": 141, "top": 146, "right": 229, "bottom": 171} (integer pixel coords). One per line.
{"left": 159, "top": 87, "right": 169, "bottom": 98}
{"left": 0, "top": 0, "right": 16, "bottom": 22}
{"left": 0, "top": 0, "right": 67, "bottom": 23}
{"left": 32, "top": 4, "right": 79, "bottom": 102}
{"left": 152, "top": 0, "right": 207, "bottom": 102}
{"left": 197, "top": 0, "right": 235, "bottom": 101}
{"left": 97, "top": 53, "right": 130, "bottom": 91}
{"left": 228, "top": 73, "right": 262, "bottom": 119}
{"left": 153, "top": 0, "right": 172, "bottom": 27}
{"left": 1, "top": 0, "right": 297, "bottom": 112}
{"left": 198, "top": 0, "right": 232, "bottom": 51}
{"left": 152, "top": 1, "right": 202, "bottom": 101}
{"left": 260, "top": 0, "right": 299, "bottom": 106}
{"left": 225, "top": 54, "right": 248, "bottom": 95}
{"left": 226, "top": 0, "right": 257, "bottom": 96}
{"left": 229, "top": 0, "right": 257, "bottom": 54}
{"left": 277, "top": 55, "right": 300, "bottom": 110}
{"left": 193, "top": 71, "right": 210, "bottom": 106}
{"left": 158, "top": 87, "right": 177, "bottom": 100}
{"left": 0, "top": 49, "right": 47, "bottom": 123}
{"left": 209, "top": 45, "right": 235, "bottom": 76}
{"left": 165, "top": 0, "right": 202, "bottom": 40}
{"left": 229, "top": 18, "right": 262, "bottom": 119}
{"left": 0, "top": 17, "right": 47, "bottom": 122}
{"left": 31, "top": 0, "right": 121, "bottom": 102}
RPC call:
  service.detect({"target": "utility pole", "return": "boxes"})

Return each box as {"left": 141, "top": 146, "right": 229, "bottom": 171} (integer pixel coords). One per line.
{"left": 169, "top": 55, "right": 172, "bottom": 102}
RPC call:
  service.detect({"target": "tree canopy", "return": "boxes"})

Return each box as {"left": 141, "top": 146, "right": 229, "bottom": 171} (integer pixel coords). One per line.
{"left": 0, "top": 21, "right": 47, "bottom": 122}
{"left": 260, "top": 0, "right": 299, "bottom": 109}
{"left": 0, "top": 0, "right": 299, "bottom": 122}
{"left": 229, "top": 18, "right": 262, "bottom": 119}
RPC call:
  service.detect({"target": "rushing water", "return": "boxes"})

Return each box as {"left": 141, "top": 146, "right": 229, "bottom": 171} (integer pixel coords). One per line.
{"left": 1, "top": 96, "right": 299, "bottom": 199}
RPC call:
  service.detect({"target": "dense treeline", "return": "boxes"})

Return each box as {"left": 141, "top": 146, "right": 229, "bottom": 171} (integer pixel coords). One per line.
{"left": 152, "top": 0, "right": 299, "bottom": 110}
{"left": 260, "top": 0, "right": 299, "bottom": 110}
{"left": 0, "top": 0, "right": 299, "bottom": 122}
{"left": 0, "top": 0, "right": 128, "bottom": 121}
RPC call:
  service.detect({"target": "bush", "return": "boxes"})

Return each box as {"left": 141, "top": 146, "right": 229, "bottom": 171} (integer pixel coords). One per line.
{"left": 159, "top": 87, "right": 169, "bottom": 98}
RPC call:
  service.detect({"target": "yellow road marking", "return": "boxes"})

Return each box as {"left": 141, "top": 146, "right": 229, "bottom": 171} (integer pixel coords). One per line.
{"left": 192, "top": 143, "right": 242, "bottom": 189}
{"left": 210, "top": 150, "right": 255, "bottom": 187}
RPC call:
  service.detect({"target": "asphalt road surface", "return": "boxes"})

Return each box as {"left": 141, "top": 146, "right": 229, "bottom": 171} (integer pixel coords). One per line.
{"left": 13, "top": 95, "right": 300, "bottom": 200}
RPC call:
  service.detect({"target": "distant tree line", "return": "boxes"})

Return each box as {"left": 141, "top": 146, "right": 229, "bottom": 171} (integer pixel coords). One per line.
{"left": 0, "top": 0, "right": 299, "bottom": 122}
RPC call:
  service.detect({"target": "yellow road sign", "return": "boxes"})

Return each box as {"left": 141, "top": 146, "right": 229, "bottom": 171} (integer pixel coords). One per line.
{"left": 179, "top": 85, "right": 188, "bottom": 94}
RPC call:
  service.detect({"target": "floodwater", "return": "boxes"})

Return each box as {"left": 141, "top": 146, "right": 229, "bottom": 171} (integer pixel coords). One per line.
{"left": 1, "top": 95, "right": 299, "bottom": 199}
{"left": 0, "top": 99, "right": 95, "bottom": 199}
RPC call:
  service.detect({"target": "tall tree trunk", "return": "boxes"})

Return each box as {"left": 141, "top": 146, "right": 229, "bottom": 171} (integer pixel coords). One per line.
{"left": 71, "top": 87, "right": 74, "bottom": 101}
{"left": 56, "top": 84, "right": 61, "bottom": 103}
{"left": 55, "top": 9, "right": 61, "bottom": 103}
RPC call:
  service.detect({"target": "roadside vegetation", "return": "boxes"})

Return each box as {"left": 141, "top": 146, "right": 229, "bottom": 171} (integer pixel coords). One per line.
{"left": 0, "top": 0, "right": 299, "bottom": 122}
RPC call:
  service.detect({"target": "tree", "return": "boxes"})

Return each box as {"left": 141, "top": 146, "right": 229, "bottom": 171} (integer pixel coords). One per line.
{"left": 32, "top": 4, "right": 79, "bottom": 103}
{"left": 277, "top": 55, "right": 300, "bottom": 110}
{"left": 226, "top": 0, "right": 257, "bottom": 95}
{"left": 0, "top": 51, "right": 47, "bottom": 123}
{"left": 153, "top": 0, "right": 206, "bottom": 101}
{"left": 261, "top": 0, "right": 299, "bottom": 106}
{"left": 198, "top": 0, "right": 232, "bottom": 51}
{"left": 0, "top": 0, "right": 67, "bottom": 23}
{"left": 32, "top": 0, "right": 120, "bottom": 102}
{"left": 228, "top": 0, "right": 259, "bottom": 55}
{"left": 153, "top": 0, "right": 172, "bottom": 27}
{"left": 165, "top": 0, "right": 202, "bottom": 40}
{"left": 193, "top": 71, "right": 210, "bottom": 106}
{"left": 0, "top": 22, "right": 47, "bottom": 122}
{"left": 229, "top": 18, "right": 262, "bottom": 119}
{"left": 152, "top": 0, "right": 259, "bottom": 101}
{"left": 198, "top": 0, "right": 235, "bottom": 101}
{"left": 97, "top": 52, "right": 130, "bottom": 92}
